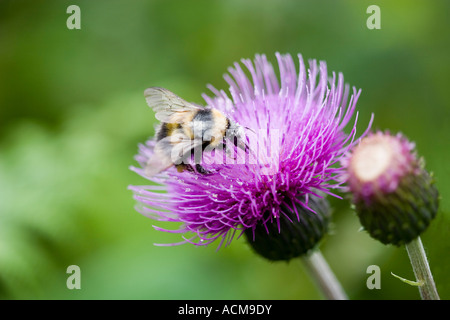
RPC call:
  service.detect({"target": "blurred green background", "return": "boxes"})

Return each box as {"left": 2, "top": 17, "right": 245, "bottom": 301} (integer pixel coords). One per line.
{"left": 0, "top": 0, "right": 449, "bottom": 300}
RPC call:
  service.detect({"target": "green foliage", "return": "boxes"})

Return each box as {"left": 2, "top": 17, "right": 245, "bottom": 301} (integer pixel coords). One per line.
{"left": 0, "top": 0, "right": 449, "bottom": 299}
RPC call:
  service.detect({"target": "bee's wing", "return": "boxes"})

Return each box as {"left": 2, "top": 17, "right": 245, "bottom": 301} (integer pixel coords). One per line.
{"left": 171, "top": 137, "right": 203, "bottom": 161}
{"left": 145, "top": 134, "right": 203, "bottom": 177}
{"left": 144, "top": 87, "right": 201, "bottom": 123}
{"left": 144, "top": 148, "right": 173, "bottom": 178}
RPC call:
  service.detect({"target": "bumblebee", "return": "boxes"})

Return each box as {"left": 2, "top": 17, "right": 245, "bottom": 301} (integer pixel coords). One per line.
{"left": 144, "top": 87, "right": 249, "bottom": 177}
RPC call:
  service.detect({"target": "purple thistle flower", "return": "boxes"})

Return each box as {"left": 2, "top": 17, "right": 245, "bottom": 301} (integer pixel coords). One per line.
{"left": 129, "top": 53, "right": 372, "bottom": 248}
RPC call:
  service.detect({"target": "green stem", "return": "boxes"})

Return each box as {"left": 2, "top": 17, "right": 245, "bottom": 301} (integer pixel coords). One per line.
{"left": 405, "top": 236, "right": 440, "bottom": 300}
{"left": 300, "top": 250, "right": 348, "bottom": 300}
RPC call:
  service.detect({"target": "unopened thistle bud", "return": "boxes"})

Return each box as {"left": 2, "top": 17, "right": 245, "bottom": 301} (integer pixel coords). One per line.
{"left": 244, "top": 195, "right": 331, "bottom": 261}
{"left": 343, "top": 131, "right": 439, "bottom": 246}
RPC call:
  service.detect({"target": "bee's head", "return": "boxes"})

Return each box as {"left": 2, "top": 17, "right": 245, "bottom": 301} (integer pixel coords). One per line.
{"left": 226, "top": 119, "right": 250, "bottom": 152}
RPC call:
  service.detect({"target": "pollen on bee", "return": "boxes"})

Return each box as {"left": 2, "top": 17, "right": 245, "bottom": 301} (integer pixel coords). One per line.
{"left": 176, "top": 164, "right": 186, "bottom": 173}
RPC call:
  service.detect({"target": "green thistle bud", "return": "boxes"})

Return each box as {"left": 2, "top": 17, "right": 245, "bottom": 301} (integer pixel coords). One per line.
{"left": 244, "top": 195, "right": 331, "bottom": 261}
{"left": 343, "top": 131, "right": 439, "bottom": 245}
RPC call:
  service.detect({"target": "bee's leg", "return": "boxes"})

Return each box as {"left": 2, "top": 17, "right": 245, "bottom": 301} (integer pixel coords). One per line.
{"left": 177, "top": 163, "right": 199, "bottom": 173}
{"left": 195, "top": 164, "right": 211, "bottom": 175}
{"left": 176, "top": 146, "right": 197, "bottom": 173}
{"left": 176, "top": 163, "right": 210, "bottom": 175}
{"left": 175, "top": 143, "right": 212, "bottom": 175}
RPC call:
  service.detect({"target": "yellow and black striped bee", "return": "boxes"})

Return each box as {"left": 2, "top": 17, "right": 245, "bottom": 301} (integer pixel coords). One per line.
{"left": 144, "top": 87, "right": 249, "bottom": 177}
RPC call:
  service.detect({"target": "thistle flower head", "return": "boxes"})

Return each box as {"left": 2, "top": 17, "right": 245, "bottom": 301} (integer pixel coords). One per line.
{"left": 244, "top": 194, "right": 332, "bottom": 261}
{"left": 344, "top": 131, "right": 420, "bottom": 203}
{"left": 342, "top": 131, "right": 439, "bottom": 245}
{"left": 130, "top": 53, "right": 370, "bottom": 249}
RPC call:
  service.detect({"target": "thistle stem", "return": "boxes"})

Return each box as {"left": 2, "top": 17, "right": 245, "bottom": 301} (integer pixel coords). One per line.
{"left": 405, "top": 236, "right": 440, "bottom": 300}
{"left": 300, "top": 250, "right": 348, "bottom": 300}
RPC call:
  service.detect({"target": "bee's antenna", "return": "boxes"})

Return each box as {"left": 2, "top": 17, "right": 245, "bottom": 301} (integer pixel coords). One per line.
{"left": 244, "top": 126, "right": 256, "bottom": 134}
